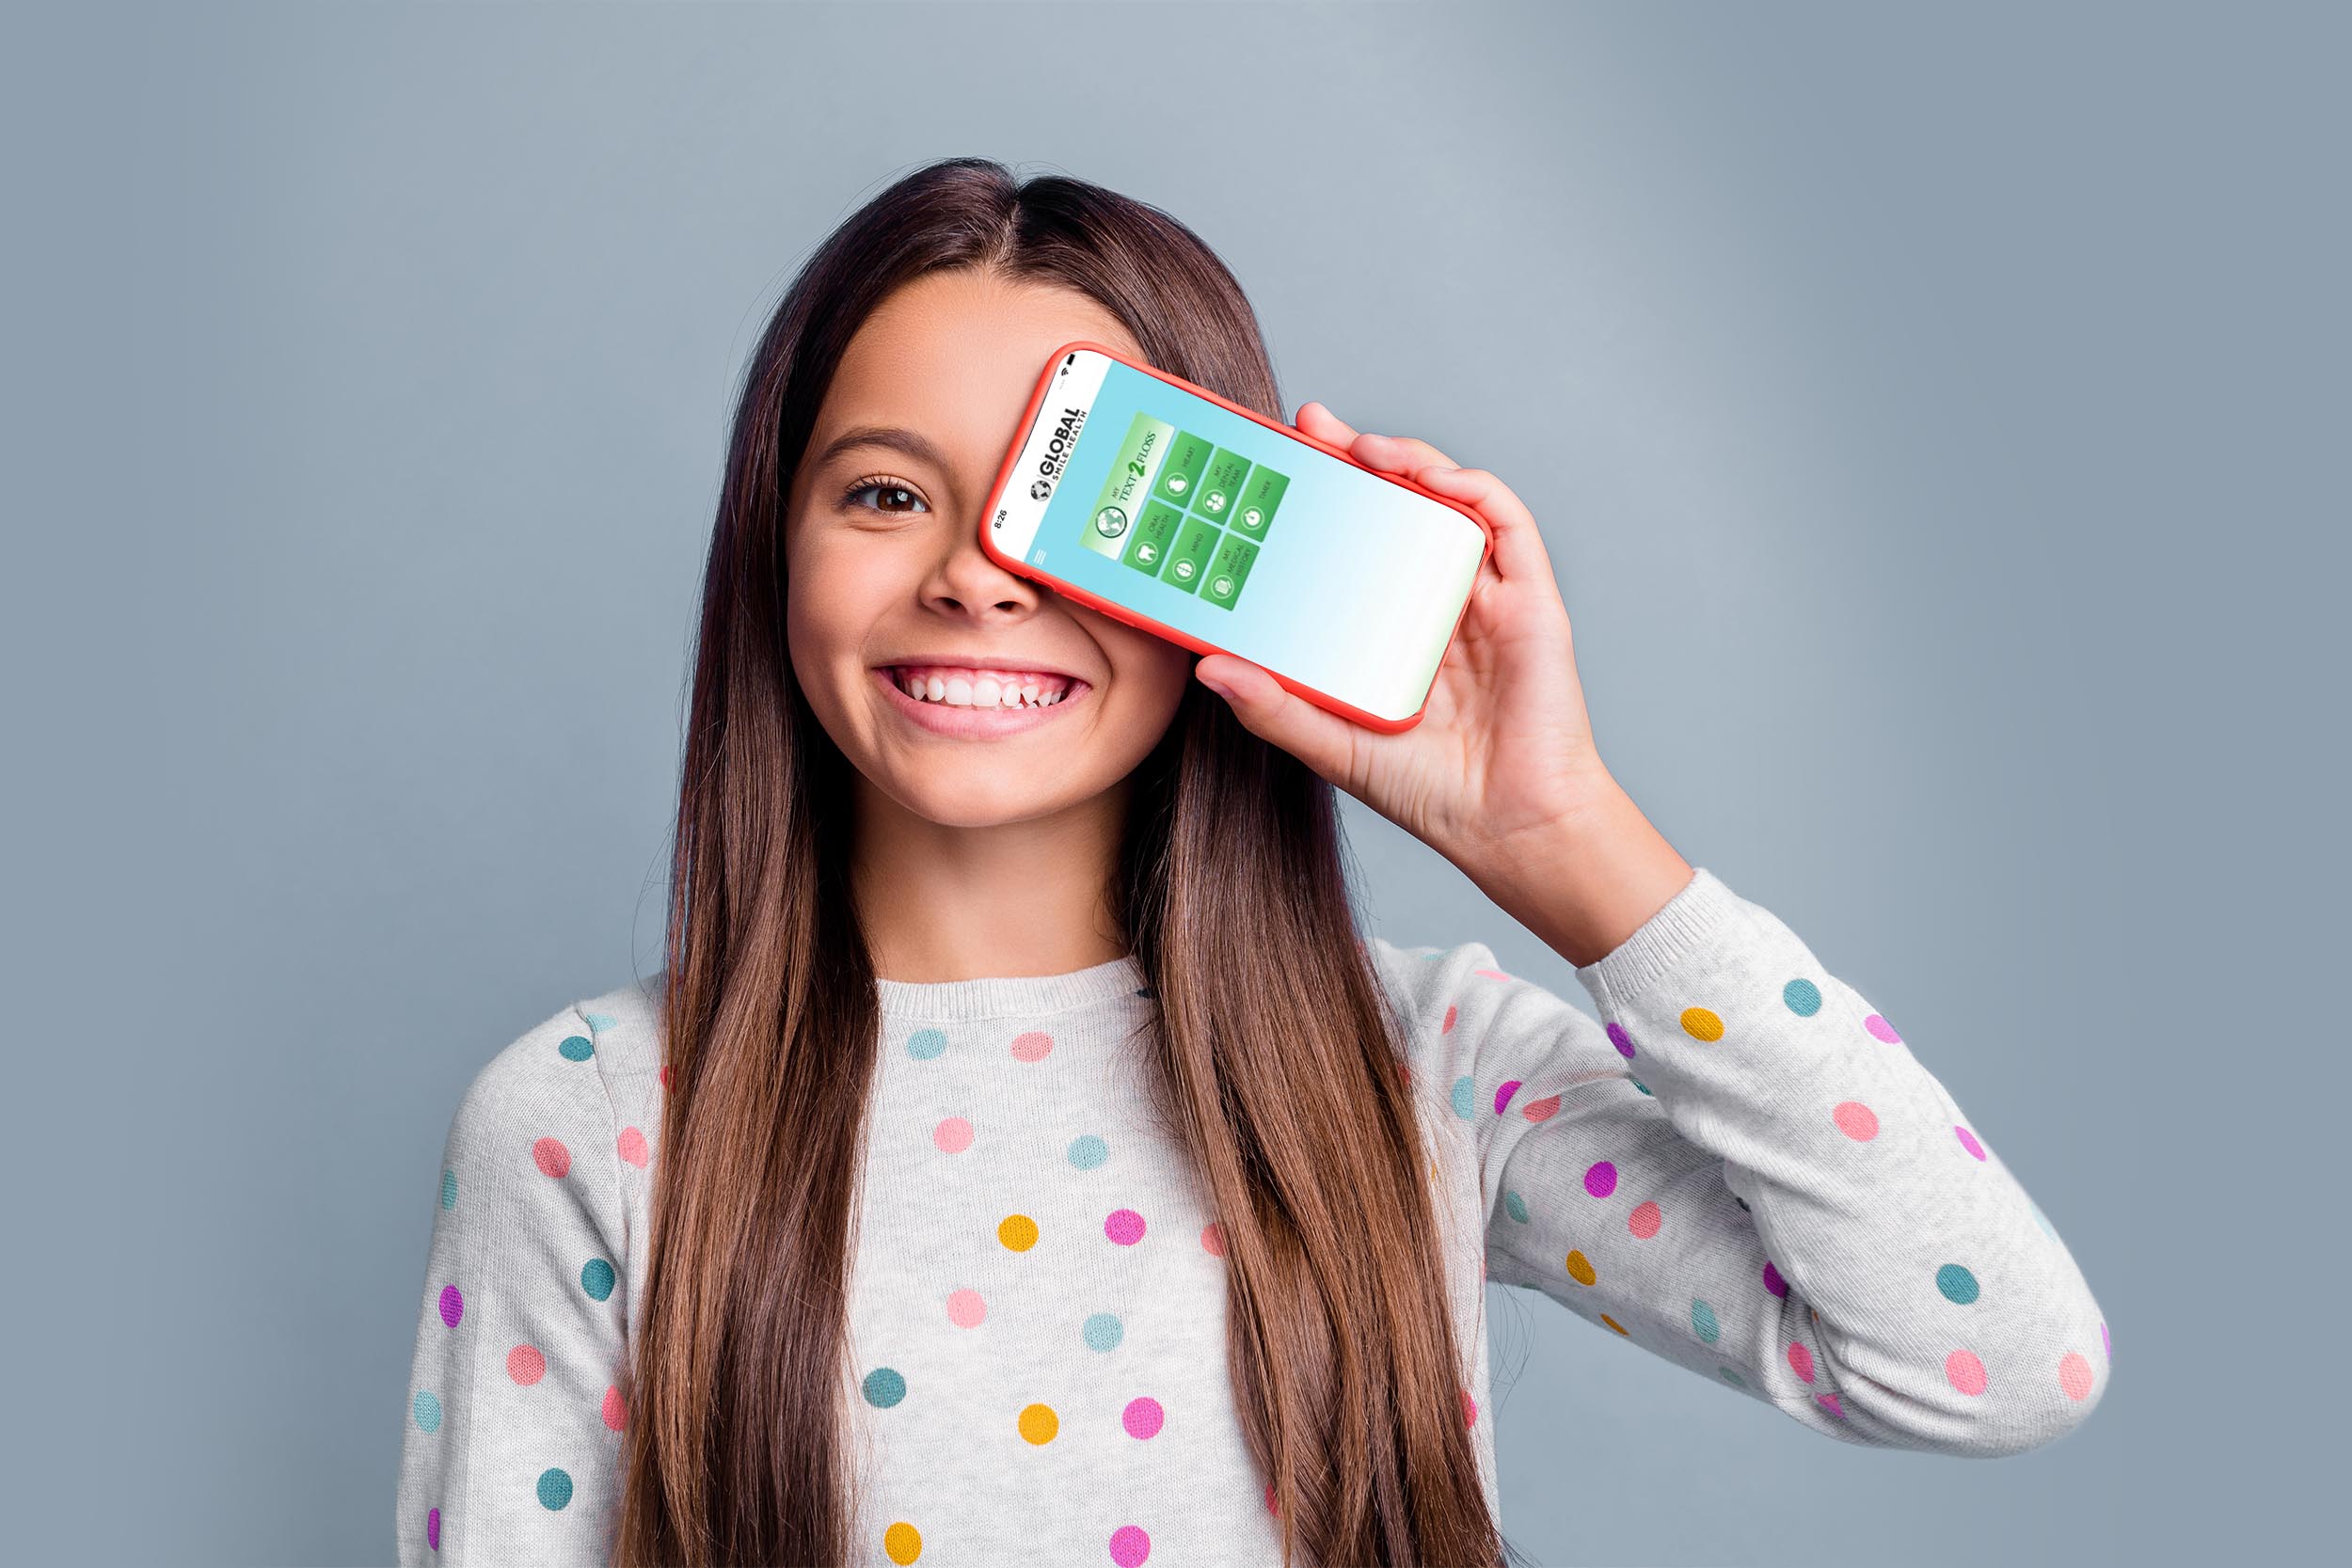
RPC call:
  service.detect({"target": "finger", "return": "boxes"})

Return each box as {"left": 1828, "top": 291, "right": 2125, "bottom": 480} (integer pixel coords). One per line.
{"left": 1295, "top": 400, "right": 1359, "bottom": 448}
{"left": 1193, "top": 653, "right": 1365, "bottom": 783}
{"left": 1353, "top": 430, "right": 1460, "bottom": 475}
{"left": 1410, "top": 465, "right": 1556, "bottom": 587}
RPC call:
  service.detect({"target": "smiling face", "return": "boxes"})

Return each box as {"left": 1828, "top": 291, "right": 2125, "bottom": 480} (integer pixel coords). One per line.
{"left": 783, "top": 268, "right": 1197, "bottom": 831}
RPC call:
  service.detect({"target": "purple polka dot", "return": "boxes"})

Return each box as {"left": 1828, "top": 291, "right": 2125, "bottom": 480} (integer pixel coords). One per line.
{"left": 1606, "top": 1021, "right": 1636, "bottom": 1058}
{"left": 1105, "top": 1209, "right": 1146, "bottom": 1245}
{"left": 1761, "top": 1259, "right": 1788, "bottom": 1297}
{"left": 1493, "top": 1080, "right": 1520, "bottom": 1115}
{"left": 1816, "top": 1392, "right": 1845, "bottom": 1419}
{"left": 437, "top": 1285, "right": 464, "bottom": 1328}
{"left": 427, "top": 1507, "right": 441, "bottom": 1550}
{"left": 1954, "top": 1125, "right": 1986, "bottom": 1160}
{"left": 1864, "top": 1013, "right": 1901, "bottom": 1043}
{"left": 1582, "top": 1161, "right": 1617, "bottom": 1198}
{"left": 1109, "top": 1524, "right": 1152, "bottom": 1566}
{"left": 1121, "top": 1396, "right": 1165, "bottom": 1438}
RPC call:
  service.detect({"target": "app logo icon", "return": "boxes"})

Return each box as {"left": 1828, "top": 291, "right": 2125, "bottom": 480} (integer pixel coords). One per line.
{"left": 1030, "top": 480, "right": 1053, "bottom": 501}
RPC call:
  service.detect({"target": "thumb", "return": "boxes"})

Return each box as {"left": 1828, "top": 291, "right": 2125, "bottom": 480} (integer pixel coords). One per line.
{"left": 1194, "top": 655, "right": 1359, "bottom": 783}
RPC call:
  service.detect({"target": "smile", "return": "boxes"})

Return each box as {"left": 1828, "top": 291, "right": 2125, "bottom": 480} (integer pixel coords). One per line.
{"left": 872, "top": 666, "right": 1093, "bottom": 738}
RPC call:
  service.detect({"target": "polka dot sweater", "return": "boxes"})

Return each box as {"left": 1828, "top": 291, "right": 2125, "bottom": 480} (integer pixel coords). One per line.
{"left": 394, "top": 867, "right": 2109, "bottom": 1564}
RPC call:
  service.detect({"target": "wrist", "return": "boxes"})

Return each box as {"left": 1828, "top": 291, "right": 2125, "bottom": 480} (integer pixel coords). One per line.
{"left": 1453, "top": 779, "right": 1695, "bottom": 970}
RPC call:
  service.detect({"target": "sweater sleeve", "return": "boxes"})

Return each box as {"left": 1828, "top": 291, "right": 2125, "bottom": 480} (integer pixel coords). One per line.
{"left": 395, "top": 1002, "right": 631, "bottom": 1564}
{"left": 1377, "top": 867, "right": 2110, "bottom": 1457}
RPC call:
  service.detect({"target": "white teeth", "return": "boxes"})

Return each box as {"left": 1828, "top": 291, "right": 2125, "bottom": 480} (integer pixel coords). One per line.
{"left": 896, "top": 670, "right": 1073, "bottom": 708}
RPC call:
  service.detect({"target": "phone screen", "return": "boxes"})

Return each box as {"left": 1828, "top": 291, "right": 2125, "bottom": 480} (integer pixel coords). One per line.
{"left": 997, "top": 350, "right": 1486, "bottom": 724}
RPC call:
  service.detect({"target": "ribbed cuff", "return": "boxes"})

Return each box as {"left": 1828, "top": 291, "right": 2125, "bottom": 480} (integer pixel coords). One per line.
{"left": 1573, "top": 866, "right": 1747, "bottom": 1013}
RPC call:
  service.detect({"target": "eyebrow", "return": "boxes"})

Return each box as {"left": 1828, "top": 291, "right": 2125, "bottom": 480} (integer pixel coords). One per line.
{"left": 808, "top": 424, "right": 951, "bottom": 474}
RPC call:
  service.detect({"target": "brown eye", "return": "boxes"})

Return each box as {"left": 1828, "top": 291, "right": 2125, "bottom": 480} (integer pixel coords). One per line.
{"left": 840, "top": 475, "right": 929, "bottom": 515}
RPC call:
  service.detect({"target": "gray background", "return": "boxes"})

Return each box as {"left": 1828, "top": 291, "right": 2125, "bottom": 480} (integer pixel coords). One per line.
{"left": 5, "top": 2, "right": 2339, "bottom": 1563}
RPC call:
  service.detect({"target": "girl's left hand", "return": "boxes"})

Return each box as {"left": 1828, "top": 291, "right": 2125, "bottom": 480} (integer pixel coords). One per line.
{"left": 1192, "top": 402, "right": 1615, "bottom": 871}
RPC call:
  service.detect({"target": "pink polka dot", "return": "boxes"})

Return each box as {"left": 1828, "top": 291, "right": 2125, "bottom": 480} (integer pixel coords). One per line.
{"left": 602, "top": 1385, "right": 627, "bottom": 1431}
{"left": 1832, "top": 1101, "right": 1879, "bottom": 1141}
{"left": 658, "top": 1064, "right": 671, "bottom": 1092}
{"left": 933, "top": 1117, "right": 974, "bottom": 1153}
{"left": 1493, "top": 1080, "right": 1520, "bottom": 1115}
{"left": 1104, "top": 1209, "right": 1146, "bottom": 1245}
{"left": 1583, "top": 1160, "right": 1617, "bottom": 1198}
{"left": 1946, "top": 1348, "right": 1988, "bottom": 1395}
{"left": 1628, "top": 1200, "right": 1661, "bottom": 1239}
{"left": 2058, "top": 1352, "right": 2096, "bottom": 1401}
{"left": 1122, "top": 1396, "right": 1165, "bottom": 1438}
{"left": 1815, "top": 1393, "right": 1845, "bottom": 1419}
{"left": 1200, "top": 1222, "right": 1226, "bottom": 1258}
{"left": 1009, "top": 1030, "right": 1054, "bottom": 1062}
{"left": 1441, "top": 1004, "right": 1457, "bottom": 1033}
{"left": 617, "top": 1126, "right": 650, "bottom": 1167}
{"left": 1460, "top": 1387, "right": 1477, "bottom": 1426}
{"left": 1864, "top": 1013, "right": 1901, "bottom": 1044}
{"left": 1761, "top": 1259, "right": 1788, "bottom": 1297}
{"left": 532, "top": 1136, "right": 571, "bottom": 1179}
{"left": 1954, "top": 1125, "right": 1986, "bottom": 1160}
{"left": 507, "top": 1345, "right": 546, "bottom": 1385}
{"left": 1109, "top": 1524, "right": 1151, "bottom": 1567}
{"left": 1787, "top": 1340, "right": 1816, "bottom": 1383}
{"left": 1521, "top": 1093, "right": 1561, "bottom": 1123}
{"left": 946, "top": 1288, "right": 986, "bottom": 1327}
{"left": 1264, "top": 1481, "right": 1279, "bottom": 1516}
{"left": 1474, "top": 967, "right": 1512, "bottom": 981}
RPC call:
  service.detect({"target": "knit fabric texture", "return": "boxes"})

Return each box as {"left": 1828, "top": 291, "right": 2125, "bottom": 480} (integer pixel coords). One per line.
{"left": 394, "top": 867, "right": 2109, "bottom": 1563}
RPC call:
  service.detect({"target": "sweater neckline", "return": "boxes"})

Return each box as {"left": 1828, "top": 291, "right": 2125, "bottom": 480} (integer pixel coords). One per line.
{"left": 872, "top": 952, "right": 1153, "bottom": 1022}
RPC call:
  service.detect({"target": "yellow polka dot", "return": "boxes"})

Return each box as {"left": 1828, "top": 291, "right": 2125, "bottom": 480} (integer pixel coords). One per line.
{"left": 1018, "top": 1402, "right": 1059, "bottom": 1444}
{"left": 1598, "top": 1313, "right": 1629, "bottom": 1337}
{"left": 1680, "top": 1007, "right": 1724, "bottom": 1042}
{"left": 1565, "top": 1249, "right": 1597, "bottom": 1286}
{"left": 998, "top": 1213, "right": 1039, "bottom": 1252}
{"left": 883, "top": 1522, "right": 922, "bottom": 1564}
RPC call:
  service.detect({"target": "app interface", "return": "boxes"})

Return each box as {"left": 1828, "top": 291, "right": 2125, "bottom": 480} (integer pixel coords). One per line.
{"left": 1027, "top": 360, "right": 1483, "bottom": 721}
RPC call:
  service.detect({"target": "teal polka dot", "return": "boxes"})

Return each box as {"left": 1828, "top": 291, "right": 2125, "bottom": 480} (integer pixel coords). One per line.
{"left": 581, "top": 1258, "right": 616, "bottom": 1301}
{"left": 1691, "top": 1300, "right": 1721, "bottom": 1344}
{"left": 440, "top": 1169, "right": 456, "bottom": 1211}
{"left": 1936, "top": 1263, "right": 1980, "bottom": 1305}
{"left": 1630, "top": 1079, "right": 1651, "bottom": 1096}
{"left": 1783, "top": 979, "right": 1822, "bottom": 1017}
{"left": 582, "top": 1012, "right": 615, "bottom": 1030}
{"left": 558, "top": 1035, "right": 595, "bottom": 1062}
{"left": 1068, "top": 1134, "right": 1109, "bottom": 1170}
{"left": 907, "top": 1028, "right": 947, "bottom": 1061}
{"left": 1450, "top": 1076, "right": 1476, "bottom": 1118}
{"left": 1502, "top": 1190, "right": 1530, "bottom": 1224}
{"left": 536, "top": 1467, "right": 573, "bottom": 1511}
{"left": 1718, "top": 1368, "right": 1747, "bottom": 1389}
{"left": 1084, "top": 1312, "right": 1124, "bottom": 1351}
{"left": 412, "top": 1390, "right": 442, "bottom": 1432}
{"left": 863, "top": 1367, "right": 907, "bottom": 1408}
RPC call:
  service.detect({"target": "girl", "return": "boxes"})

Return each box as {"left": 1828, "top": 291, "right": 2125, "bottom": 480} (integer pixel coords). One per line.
{"left": 395, "top": 158, "right": 2109, "bottom": 1568}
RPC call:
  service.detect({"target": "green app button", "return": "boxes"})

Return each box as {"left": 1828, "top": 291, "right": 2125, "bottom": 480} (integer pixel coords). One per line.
{"left": 1192, "top": 448, "right": 1254, "bottom": 525}
{"left": 1082, "top": 412, "right": 1174, "bottom": 559}
{"left": 1201, "top": 531, "right": 1259, "bottom": 610}
{"left": 1155, "top": 431, "right": 1214, "bottom": 507}
{"left": 1122, "top": 500, "right": 1185, "bottom": 576}
{"left": 1230, "top": 465, "right": 1288, "bottom": 540}
{"left": 1161, "top": 515, "right": 1222, "bottom": 594}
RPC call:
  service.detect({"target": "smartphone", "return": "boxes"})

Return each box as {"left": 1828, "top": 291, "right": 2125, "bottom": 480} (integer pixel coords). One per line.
{"left": 977, "top": 341, "right": 1492, "bottom": 732}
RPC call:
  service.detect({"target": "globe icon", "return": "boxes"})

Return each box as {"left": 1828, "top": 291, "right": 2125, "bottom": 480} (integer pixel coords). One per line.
{"left": 1093, "top": 506, "right": 1129, "bottom": 538}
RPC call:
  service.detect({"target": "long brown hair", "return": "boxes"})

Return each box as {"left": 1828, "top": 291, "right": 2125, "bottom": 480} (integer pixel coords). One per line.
{"left": 614, "top": 157, "right": 1511, "bottom": 1568}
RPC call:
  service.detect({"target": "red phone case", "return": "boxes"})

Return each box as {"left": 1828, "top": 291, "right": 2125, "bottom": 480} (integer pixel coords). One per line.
{"left": 977, "top": 340, "right": 1492, "bottom": 735}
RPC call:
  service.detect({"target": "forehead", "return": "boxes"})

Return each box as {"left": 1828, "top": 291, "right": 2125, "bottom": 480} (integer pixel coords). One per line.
{"left": 812, "top": 269, "right": 1144, "bottom": 476}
